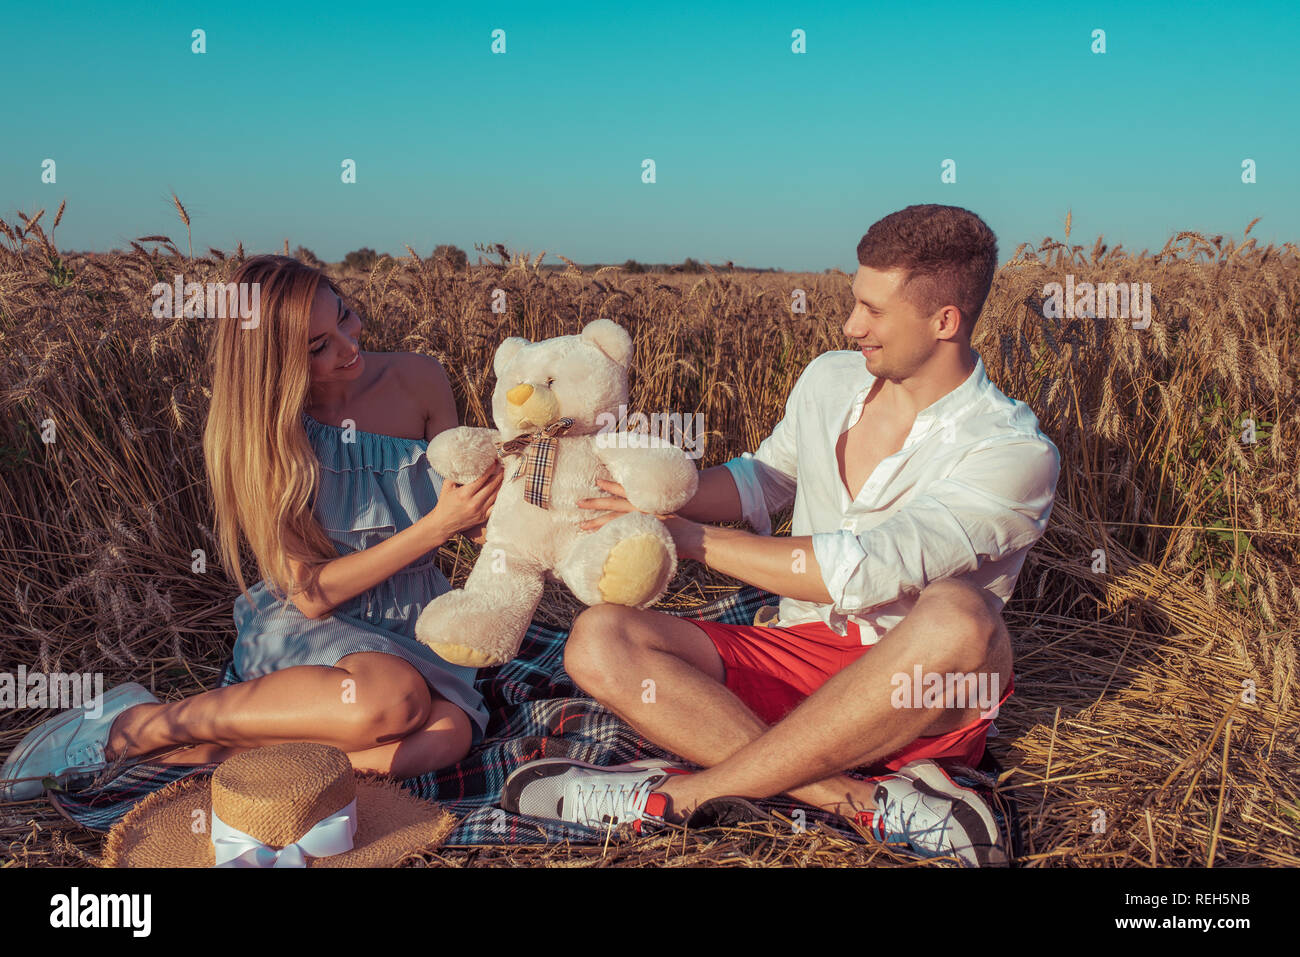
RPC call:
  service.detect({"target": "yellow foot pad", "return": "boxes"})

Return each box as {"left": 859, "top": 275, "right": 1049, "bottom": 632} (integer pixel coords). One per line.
{"left": 429, "top": 643, "right": 506, "bottom": 669}
{"left": 598, "top": 533, "right": 670, "bottom": 606}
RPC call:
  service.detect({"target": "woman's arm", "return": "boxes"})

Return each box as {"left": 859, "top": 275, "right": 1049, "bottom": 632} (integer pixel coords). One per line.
{"left": 292, "top": 353, "right": 500, "bottom": 618}
{"left": 273, "top": 350, "right": 504, "bottom": 619}
{"left": 415, "top": 351, "right": 489, "bottom": 543}
{"left": 288, "top": 465, "right": 503, "bottom": 619}
{"left": 405, "top": 352, "right": 459, "bottom": 441}
{"left": 286, "top": 513, "right": 452, "bottom": 620}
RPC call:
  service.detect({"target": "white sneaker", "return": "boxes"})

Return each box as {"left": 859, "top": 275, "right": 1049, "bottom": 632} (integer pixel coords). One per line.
{"left": 500, "top": 758, "right": 690, "bottom": 832}
{"left": 856, "top": 759, "right": 1006, "bottom": 867}
{"left": 0, "top": 682, "right": 159, "bottom": 801}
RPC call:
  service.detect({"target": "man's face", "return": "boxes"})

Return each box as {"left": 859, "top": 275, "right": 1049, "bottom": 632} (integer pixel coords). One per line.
{"left": 843, "top": 265, "right": 938, "bottom": 379}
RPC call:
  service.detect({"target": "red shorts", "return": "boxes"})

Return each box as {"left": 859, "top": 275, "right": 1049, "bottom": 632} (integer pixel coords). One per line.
{"left": 684, "top": 615, "right": 1013, "bottom": 774}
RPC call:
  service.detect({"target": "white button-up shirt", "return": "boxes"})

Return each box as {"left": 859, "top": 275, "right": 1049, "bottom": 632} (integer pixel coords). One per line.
{"left": 722, "top": 349, "right": 1060, "bottom": 644}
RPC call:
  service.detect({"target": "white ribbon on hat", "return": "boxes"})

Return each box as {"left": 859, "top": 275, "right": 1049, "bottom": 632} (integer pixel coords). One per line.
{"left": 211, "top": 797, "right": 359, "bottom": 868}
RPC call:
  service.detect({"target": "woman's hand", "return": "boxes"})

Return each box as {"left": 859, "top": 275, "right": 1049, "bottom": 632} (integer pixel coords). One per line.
{"left": 421, "top": 463, "right": 505, "bottom": 546}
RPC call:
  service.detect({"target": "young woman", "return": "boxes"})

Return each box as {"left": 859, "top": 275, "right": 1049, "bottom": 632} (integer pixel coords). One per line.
{"left": 1, "top": 255, "right": 504, "bottom": 798}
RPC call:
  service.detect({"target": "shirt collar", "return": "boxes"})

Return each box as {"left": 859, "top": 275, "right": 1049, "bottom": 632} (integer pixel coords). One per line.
{"left": 848, "top": 349, "right": 990, "bottom": 440}
{"left": 913, "top": 350, "right": 989, "bottom": 429}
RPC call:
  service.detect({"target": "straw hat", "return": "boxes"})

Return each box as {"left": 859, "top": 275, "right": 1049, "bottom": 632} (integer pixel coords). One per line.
{"left": 100, "top": 742, "right": 457, "bottom": 868}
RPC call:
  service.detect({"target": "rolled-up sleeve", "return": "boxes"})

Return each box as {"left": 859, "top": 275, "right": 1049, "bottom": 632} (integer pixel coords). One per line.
{"left": 722, "top": 364, "right": 808, "bottom": 535}
{"left": 811, "top": 436, "right": 1060, "bottom": 613}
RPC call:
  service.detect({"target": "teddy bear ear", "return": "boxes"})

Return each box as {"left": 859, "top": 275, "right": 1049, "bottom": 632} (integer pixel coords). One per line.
{"left": 580, "top": 319, "right": 633, "bottom": 369}
{"left": 493, "top": 337, "right": 530, "bottom": 378}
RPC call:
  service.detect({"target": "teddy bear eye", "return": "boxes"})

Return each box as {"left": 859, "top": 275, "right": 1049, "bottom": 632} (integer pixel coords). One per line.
{"left": 545, "top": 377, "right": 555, "bottom": 387}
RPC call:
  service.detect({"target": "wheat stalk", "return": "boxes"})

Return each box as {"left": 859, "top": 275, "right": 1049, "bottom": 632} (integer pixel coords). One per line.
{"left": 1, "top": 209, "right": 1298, "bottom": 869}
{"left": 171, "top": 191, "right": 192, "bottom": 260}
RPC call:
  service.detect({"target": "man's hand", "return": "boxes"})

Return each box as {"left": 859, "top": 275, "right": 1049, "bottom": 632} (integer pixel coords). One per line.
{"left": 578, "top": 479, "right": 703, "bottom": 559}
{"left": 577, "top": 479, "right": 657, "bottom": 529}
{"left": 578, "top": 478, "right": 685, "bottom": 529}
{"left": 579, "top": 480, "right": 829, "bottom": 601}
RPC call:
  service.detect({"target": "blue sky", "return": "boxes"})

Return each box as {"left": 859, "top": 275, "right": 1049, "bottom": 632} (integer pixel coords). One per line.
{"left": 4, "top": 0, "right": 1296, "bottom": 270}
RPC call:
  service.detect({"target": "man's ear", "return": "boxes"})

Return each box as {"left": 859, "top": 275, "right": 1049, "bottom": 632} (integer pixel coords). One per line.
{"left": 493, "top": 337, "right": 529, "bottom": 378}
{"left": 938, "top": 304, "right": 966, "bottom": 342}
{"left": 580, "top": 319, "right": 633, "bottom": 369}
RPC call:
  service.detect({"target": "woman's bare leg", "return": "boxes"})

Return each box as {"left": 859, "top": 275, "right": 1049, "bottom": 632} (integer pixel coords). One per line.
{"left": 347, "top": 695, "right": 473, "bottom": 777}
{"left": 103, "top": 652, "right": 436, "bottom": 763}
{"left": 146, "top": 693, "right": 475, "bottom": 778}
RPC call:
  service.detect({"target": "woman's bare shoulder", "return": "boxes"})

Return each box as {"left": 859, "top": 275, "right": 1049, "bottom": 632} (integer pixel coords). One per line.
{"left": 356, "top": 351, "right": 443, "bottom": 392}
{"left": 388, "top": 351, "right": 449, "bottom": 378}
{"left": 388, "top": 352, "right": 457, "bottom": 436}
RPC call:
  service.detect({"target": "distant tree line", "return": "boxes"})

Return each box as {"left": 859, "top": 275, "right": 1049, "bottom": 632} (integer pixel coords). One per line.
{"left": 296, "top": 246, "right": 782, "bottom": 273}
{"left": 290, "top": 245, "right": 471, "bottom": 271}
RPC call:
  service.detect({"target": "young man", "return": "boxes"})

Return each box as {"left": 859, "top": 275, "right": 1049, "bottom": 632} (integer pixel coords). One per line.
{"left": 501, "top": 205, "right": 1061, "bottom": 866}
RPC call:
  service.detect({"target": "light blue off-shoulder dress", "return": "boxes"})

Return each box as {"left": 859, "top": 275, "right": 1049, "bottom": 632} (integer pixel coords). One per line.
{"left": 230, "top": 412, "right": 490, "bottom": 746}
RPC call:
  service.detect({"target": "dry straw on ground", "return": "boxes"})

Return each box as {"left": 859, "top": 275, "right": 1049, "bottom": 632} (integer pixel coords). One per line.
{"left": 0, "top": 209, "right": 1297, "bottom": 867}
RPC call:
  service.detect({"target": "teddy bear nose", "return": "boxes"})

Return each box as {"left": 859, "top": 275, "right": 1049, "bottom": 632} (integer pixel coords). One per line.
{"left": 507, "top": 383, "right": 534, "bottom": 406}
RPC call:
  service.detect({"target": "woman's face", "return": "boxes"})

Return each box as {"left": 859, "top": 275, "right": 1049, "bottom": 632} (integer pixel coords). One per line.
{"left": 306, "top": 283, "right": 365, "bottom": 384}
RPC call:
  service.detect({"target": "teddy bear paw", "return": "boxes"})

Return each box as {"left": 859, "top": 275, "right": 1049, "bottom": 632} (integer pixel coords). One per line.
{"left": 427, "top": 642, "right": 509, "bottom": 669}
{"left": 597, "top": 533, "right": 673, "bottom": 607}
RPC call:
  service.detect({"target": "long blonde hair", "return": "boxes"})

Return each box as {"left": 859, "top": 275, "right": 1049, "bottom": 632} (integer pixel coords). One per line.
{"left": 202, "top": 254, "right": 340, "bottom": 603}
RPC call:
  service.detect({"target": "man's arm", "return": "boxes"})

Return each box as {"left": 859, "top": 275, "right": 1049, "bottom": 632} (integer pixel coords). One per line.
{"left": 674, "top": 465, "right": 745, "bottom": 524}
{"left": 580, "top": 473, "right": 831, "bottom": 602}
{"left": 667, "top": 434, "right": 1060, "bottom": 611}
{"left": 586, "top": 442, "right": 794, "bottom": 529}
{"left": 810, "top": 436, "right": 1059, "bottom": 613}
{"left": 666, "top": 518, "right": 833, "bottom": 603}
{"left": 582, "top": 357, "right": 813, "bottom": 531}
{"left": 681, "top": 358, "right": 812, "bottom": 531}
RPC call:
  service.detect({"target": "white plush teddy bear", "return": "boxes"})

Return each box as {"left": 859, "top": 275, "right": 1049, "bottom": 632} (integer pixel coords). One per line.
{"left": 414, "top": 319, "right": 699, "bottom": 668}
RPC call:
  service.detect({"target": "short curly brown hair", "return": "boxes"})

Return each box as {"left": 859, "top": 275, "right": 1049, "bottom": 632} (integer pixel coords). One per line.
{"left": 857, "top": 205, "right": 998, "bottom": 336}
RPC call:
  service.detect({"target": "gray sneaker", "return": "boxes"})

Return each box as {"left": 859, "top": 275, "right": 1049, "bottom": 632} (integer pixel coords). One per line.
{"left": 500, "top": 758, "right": 690, "bottom": 832}
{"left": 0, "top": 682, "right": 159, "bottom": 801}
{"left": 856, "top": 759, "right": 1006, "bottom": 867}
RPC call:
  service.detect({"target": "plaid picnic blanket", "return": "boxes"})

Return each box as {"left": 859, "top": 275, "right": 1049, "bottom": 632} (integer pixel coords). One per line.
{"left": 51, "top": 585, "right": 1022, "bottom": 858}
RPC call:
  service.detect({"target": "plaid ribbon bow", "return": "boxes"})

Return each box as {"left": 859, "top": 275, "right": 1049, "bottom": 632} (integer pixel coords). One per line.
{"left": 494, "top": 417, "right": 575, "bottom": 509}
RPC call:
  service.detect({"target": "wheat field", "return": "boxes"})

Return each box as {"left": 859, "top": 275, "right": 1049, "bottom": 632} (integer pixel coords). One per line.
{"left": 1, "top": 202, "right": 1297, "bottom": 866}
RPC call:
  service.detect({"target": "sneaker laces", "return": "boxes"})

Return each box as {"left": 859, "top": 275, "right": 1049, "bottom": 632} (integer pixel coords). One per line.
{"left": 69, "top": 739, "right": 107, "bottom": 767}
{"left": 570, "top": 776, "right": 662, "bottom": 827}
{"left": 874, "top": 781, "right": 953, "bottom": 854}
{"left": 62, "top": 740, "right": 108, "bottom": 782}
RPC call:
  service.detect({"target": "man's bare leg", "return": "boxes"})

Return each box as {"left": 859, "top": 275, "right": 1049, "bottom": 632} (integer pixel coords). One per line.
{"left": 564, "top": 578, "right": 1012, "bottom": 818}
